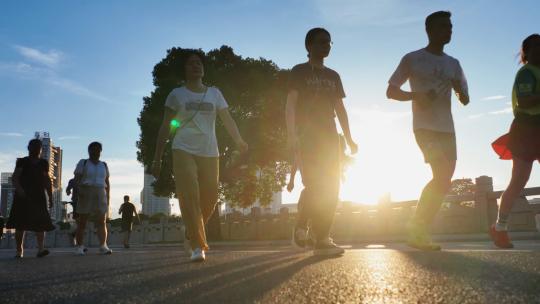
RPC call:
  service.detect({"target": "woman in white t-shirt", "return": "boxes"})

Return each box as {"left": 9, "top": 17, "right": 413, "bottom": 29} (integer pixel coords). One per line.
{"left": 152, "top": 50, "right": 248, "bottom": 262}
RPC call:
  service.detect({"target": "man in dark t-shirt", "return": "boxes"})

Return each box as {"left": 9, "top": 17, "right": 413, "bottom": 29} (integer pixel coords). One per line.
{"left": 119, "top": 195, "right": 139, "bottom": 248}
{"left": 286, "top": 28, "right": 358, "bottom": 256}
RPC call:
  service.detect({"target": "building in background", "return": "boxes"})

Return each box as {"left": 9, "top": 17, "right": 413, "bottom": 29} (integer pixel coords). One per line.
{"left": 140, "top": 174, "right": 171, "bottom": 216}
{"left": 35, "top": 132, "right": 65, "bottom": 222}
{"left": 1, "top": 172, "right": 14, "bottom": 217}
{"left": 224, "top": 191, "right": 282, "bottom": 215}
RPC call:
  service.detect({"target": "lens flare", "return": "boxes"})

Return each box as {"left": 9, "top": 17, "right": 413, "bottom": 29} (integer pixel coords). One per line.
{"left": 170, "top": 119, "right": 181, "bottom": 128}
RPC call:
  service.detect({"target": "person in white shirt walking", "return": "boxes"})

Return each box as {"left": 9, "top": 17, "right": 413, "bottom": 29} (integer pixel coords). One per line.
{"left": 73, "top": 141, "right": 112, "bottom": 255}
{"left": 387, "top": 11, "right": 469, "bottom": 250}
{"left": 152, "top": 50, "right": 248, "bottom": 262}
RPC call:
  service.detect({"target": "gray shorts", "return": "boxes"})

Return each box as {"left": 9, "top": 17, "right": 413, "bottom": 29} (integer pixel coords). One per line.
{"left": 77, "top": 186, "right": 108, "bottom": 215}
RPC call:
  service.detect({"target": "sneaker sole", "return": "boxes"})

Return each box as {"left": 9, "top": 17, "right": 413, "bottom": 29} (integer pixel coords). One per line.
{"left": 406, "top": 241, "right": 441, "bottom": 251}
{"left": 190, "top": 257, "right": 205, "bottom": 262}
{"left": 489, "top": 227, "right": 514, "bottom": 249}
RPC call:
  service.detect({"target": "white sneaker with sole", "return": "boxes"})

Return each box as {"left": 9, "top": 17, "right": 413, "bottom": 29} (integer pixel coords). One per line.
{"left": 313, "top": 238, "right": 345, "bottom": 256}
{"left": 190, "top": 248, "right": 205, "bottom": 262}
{"left": 75, "top": 246, "right": 86, "bottom": 256}
{"left": 99, "top": 245, "right": 113, "bottom": 255}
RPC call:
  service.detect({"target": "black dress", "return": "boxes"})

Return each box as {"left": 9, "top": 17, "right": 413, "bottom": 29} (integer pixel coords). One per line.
{"left": 6, "top": 157, "right": 55, "bottom": 232}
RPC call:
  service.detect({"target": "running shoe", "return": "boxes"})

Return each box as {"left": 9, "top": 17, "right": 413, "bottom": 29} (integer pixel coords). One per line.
{"left": 36, "top": 249, "right": 50, "bottom": 258}
{"left": 190, "top": 248, "right": 205, "bottom": 262}
{"left": 75, "top": 246, "right": 86, "bottom": 256}
{"left": 99, "top": 245, "right": 113, "bottom": 255}
{"left": 313, "top": 238, "right": 345, "bottom": 256}
{"left": 489, "top": 224, "right": 514, "bottom": 249}
{"left": 406, "top": 220, "right": 441, "bottom": 251}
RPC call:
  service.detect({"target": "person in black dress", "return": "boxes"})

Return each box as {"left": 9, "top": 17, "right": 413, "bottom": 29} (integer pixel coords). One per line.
{"left": 6, "top": 139, "right": 55, "bottom": 258}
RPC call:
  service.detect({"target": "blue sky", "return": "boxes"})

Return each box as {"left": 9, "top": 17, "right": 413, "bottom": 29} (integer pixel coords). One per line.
{"left": 1, "top": 0, "right": 539, "bottom": 215}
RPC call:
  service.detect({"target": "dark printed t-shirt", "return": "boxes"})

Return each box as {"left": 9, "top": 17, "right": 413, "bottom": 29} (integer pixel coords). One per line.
{"left": 120, "top": 202, "right": 136, "bottom": 221}
{"left": 288, "top": 63, "right": 346, "bottom": 134}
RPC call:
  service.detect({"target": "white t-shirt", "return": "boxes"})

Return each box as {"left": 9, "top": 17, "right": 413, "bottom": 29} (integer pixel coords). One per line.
{"left": 165, "top": 86, "right": 228, "bottom": 157}
{"left": 74, "top": 159, "right": 109, "bottom": 188}
{"left": 388, "top": 48, "right": 468, "bottom": 133}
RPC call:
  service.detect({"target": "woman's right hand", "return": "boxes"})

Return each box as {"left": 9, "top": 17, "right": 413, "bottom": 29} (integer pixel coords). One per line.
{"left": 151, "top": 159, "right": 161, "bottom": 179}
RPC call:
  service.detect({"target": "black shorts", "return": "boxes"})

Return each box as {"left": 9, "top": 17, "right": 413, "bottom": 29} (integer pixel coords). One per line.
{"left": 414, "top": 129, "right": 457, "bottom": 163}
{"left": 121, "top": 220, "right": 133, "bottom": 232}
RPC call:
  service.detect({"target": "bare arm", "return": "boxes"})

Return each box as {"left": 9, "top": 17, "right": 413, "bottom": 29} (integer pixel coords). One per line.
{"left": 44, "top": 173, "right": 53, "bottom": 208}
{"left": 386, "top": 84, "right": 436, "bottom": 109}
{"left": 386, "top": 84, "right": 414, "bottom": 101}
{"left": 285, "top": 90, "right": 299, "bottom": 149}
{"left": 151, "top": 108, "right": 177, "bottom": 178}
{"left": 218, "top": 109, "right": 248, "bottom": 152}
{"left": 452, "top": 80, "right": 470, "bottom": 106}
{"left": 105, "top": 177, "right": 110, "bottom": 206}
{"left": 133, "top": 207, "right": 140, "bottom": 221}
{"left": 334, "top": 99, "right": 357, "bottom": 154}
{"left": 287, "top": 162, "right": 297, "bottom": 192}
{"left": 66, "top": 180, "right": 73, "bottom": 195}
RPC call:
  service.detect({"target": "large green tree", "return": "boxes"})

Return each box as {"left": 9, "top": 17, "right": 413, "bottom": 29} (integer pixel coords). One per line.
{"left": 137, "top": 46, "right": 290, "bottom": 208}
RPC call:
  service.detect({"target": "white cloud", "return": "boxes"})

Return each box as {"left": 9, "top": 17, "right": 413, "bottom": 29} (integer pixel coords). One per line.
{"left": 468, "top": 107, "right": 513, "bottom": 119}
{"left": 481, "top": 95, "right": 506, "bottom": 101}
{"left": 13, "top": 45, "right": 63, "bottom": 68}
{"left": 0, "top": 132, "right": 23, "bottom": 137}
{"left": 468, "top": 113, "right": 485, "bottom": 119}
{"left": 0, "top": 61, "right": 114, "bottom": 104}
{"left": 489, "top": 107, "right": 512, "bottom": 115}
{"left": 46, "top": 77, "right": 113, "bottom": 103}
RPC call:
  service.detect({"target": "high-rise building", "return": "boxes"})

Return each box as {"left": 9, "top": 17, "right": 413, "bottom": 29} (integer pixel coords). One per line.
{"left": 141, "top": 174, "right": 171, "bottom": 216}
{"left": 1, "top": 172, "right": 14, "bottom": 217}
{"left": 35, "top": 132, "right": 65, "bottom": 221}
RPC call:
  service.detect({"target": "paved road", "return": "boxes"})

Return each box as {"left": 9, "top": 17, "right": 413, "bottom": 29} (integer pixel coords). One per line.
{"left": 1, "top": 241, "right": 539, "bottom": 303}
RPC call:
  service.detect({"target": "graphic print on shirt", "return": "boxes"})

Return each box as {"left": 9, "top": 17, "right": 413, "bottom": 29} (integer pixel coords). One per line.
{"left": 415, "top": 56, "right": 453, "bottom": 97}
{"left": 185, "top": 101, "right": 214, "bottom": 112}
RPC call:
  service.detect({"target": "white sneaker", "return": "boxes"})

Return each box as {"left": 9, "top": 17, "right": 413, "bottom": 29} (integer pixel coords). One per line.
{"left": 190, "top": 248, "right": 205, "bottom": 262}
{"left": 99, "top": 245, "right": 113, "bottom": 255}
{"left": 313, "top": 238, "right": 345, "bottom": 256}
{"left": 75, "top": 246, "right": 86, "bottom": 256}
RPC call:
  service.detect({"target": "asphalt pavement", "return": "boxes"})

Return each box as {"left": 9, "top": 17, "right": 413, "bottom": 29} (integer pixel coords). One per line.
{"left": 1, "top": 241, "right": 539, "bottom": 303}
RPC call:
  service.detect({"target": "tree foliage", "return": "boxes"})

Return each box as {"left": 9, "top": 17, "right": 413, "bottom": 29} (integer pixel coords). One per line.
{"left": 449, "top": 178, "right": 475, "bottom": 196}
{"left": 137, "top": 46, "right": 289, "bottom": 208}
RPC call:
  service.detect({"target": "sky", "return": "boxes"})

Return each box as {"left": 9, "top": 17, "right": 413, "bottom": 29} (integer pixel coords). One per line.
{"left": 1, "top": 0, "right": 539, "bottom": 217}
